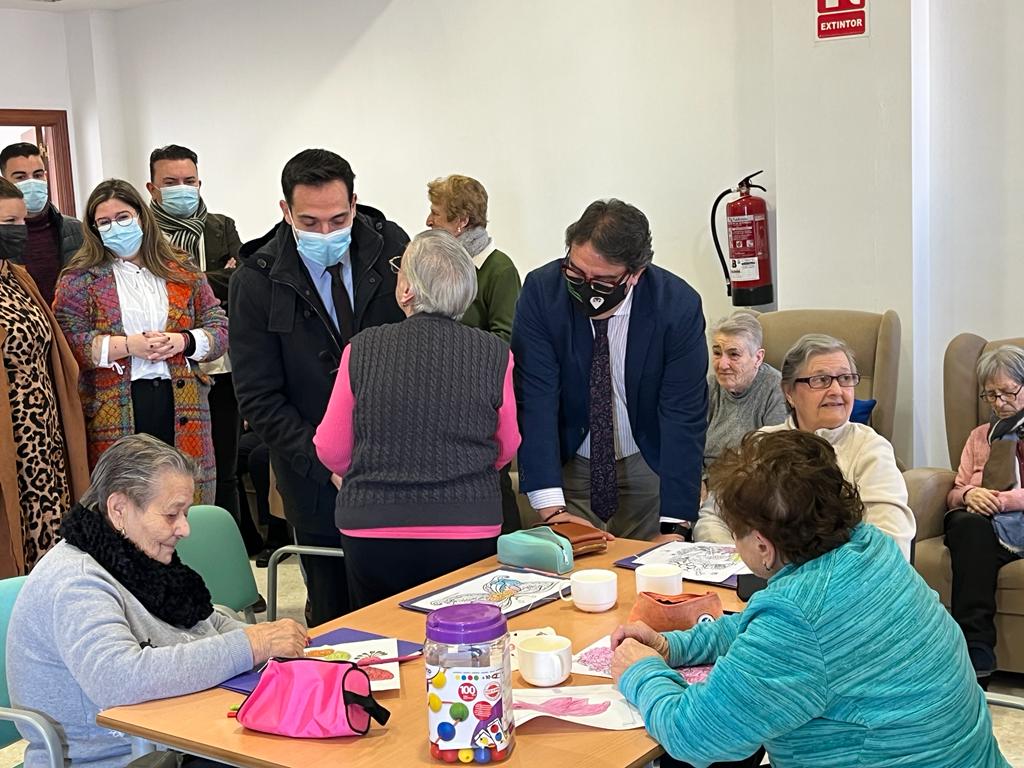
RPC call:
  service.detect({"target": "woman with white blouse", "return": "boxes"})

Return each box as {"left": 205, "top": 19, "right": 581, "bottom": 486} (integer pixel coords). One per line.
{"left": 54, "top": 179, "right": 227, "bottom": 504}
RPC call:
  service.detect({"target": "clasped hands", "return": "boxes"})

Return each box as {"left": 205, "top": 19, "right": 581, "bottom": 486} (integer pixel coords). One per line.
{"left": 609, "top": 620, "right": 670, "bottom": 684}
{"left": 965, "top": 487, "right": 1004, "bottom": 517}
{"left": 127, "top": 330, "right": 187, "bottom": 361}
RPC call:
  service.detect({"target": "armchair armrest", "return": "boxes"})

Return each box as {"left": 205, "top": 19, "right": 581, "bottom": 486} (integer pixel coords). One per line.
{"left": 903, "top": 467, "right": 956, "bottom": 542}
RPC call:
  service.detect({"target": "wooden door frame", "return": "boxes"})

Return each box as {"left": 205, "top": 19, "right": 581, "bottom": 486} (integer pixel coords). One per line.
{"left": 0, "top": 109, "right": 76, "bottom": 217}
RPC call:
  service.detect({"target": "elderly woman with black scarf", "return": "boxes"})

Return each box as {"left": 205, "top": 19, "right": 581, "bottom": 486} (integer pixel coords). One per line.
{"left": 6, "top": 434, "right": 308, "bottom": 768}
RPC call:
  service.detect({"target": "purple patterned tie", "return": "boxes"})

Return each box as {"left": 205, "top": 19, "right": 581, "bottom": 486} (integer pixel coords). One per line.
{"left": 589, "top": 318, "right": 617, "bottom": 521}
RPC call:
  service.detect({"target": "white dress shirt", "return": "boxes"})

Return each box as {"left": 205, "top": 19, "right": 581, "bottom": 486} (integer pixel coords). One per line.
{"left": 527, "top": 288, "right": 640, "bottom": 511}
{"left": 100, "top": 259, "right": 210, "bottom": 379}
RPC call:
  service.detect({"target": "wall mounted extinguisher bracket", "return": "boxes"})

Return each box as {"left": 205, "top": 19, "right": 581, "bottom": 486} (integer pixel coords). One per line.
{"left": 711, "top": 170, "right": 775, "bottom": 307}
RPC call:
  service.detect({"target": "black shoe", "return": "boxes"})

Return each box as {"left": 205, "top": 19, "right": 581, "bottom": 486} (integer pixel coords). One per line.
{"left": 255, "top": 546, "right": 292, "bottom": 568}
{"left": 968, "top": 642, "right": 996, "bottom": 683}
{"left": 252, "top": 594, "right": 267, "bottom": 614}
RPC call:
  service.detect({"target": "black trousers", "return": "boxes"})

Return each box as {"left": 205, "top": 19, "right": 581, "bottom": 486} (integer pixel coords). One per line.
{"left": 339, "top": 534, "right": 498, "bottom": 610}
{"left": 131, "top": 378, "right": 175, "bottom": 446}
{"left": 661, "top": 747, "right": 767, "bottom": 768}
{"left": 209, "top": 373, "right": 241, "bottom": 519}
{"left": 237, "top": 430, "right": 289, "bottom": 547}
{"left": 945, "top": 508, "right": 1020, "bottom": 649}
{"left": 500, "top": 465, "right": 522, "bottom": 534}
{"left": 295, "top": 528, "right": 351, "bottom": 626}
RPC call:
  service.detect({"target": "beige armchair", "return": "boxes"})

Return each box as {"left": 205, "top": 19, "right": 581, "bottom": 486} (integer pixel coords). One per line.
{"left": 756, "top": 308, "right": 902, "bottom": 444}
{"left": 907, "top": 332, "right": 1024, "bottom": 673}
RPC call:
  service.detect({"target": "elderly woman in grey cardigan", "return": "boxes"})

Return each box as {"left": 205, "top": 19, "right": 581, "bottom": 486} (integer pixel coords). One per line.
{"left": 5, "top": 434, "right": 308, "bottom": 768}
{"left": 704, "top": 311, "right": 787, "bottom": 474}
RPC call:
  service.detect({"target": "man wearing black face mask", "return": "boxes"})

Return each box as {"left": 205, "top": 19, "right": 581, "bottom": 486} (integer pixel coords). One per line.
{"left": 511, "top": 199, "right": 708, "bottom": 540}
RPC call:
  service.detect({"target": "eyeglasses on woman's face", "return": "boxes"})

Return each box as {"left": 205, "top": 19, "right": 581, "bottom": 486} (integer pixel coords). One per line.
{"left": 979, "top": 382, "right": 1024, "bottom": 404}
{"left": 793, "top": 373, "right": 861, "bottom": 390}
{"left": 389, "top": 255, "right": 402, "bottom": 274}
{"left": 94, "top": 211, "right": 138, "bottom": 233}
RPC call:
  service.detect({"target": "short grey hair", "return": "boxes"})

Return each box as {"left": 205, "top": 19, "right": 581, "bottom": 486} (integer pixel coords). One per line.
{"left": 977, "top": 344, "right": 1024, "bottom": 389}
{"left": 710, "top": 311, "right": 764, "bottom": 353}
{"left": 81, "top": 434, "right": 199, "bottom": 513}
{"left": 780, "top": 333, "right": 858, "bottom": 390}
{"left": 402, "top": 230, "right": 477, "bottom": 320}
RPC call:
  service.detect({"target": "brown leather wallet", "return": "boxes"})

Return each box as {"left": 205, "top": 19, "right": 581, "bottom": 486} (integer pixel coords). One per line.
{"left": 545, "top": 521, "right": 608, "bottom": 557}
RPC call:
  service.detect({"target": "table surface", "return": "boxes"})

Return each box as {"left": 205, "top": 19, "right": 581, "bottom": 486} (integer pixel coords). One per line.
{"left": 97, "top": 539, "right": 746, "bottom": 768}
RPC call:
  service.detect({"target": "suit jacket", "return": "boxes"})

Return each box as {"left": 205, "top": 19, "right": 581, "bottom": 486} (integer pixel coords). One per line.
{"left": 511, "top": 259, "right": 708, "bottom": 521}
{"left": 229, "top": 207, "right": 408, "bottom": 534}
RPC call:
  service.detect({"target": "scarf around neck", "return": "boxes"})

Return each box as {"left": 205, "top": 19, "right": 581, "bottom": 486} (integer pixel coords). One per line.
{"left": 60, "top": 502, "right": 214, "bottom": 628}
{"left": 458, "top": 226, "right": 491, "bottom": 258}
{"left": 152, "top": 198, "right": 209, "bottom": 261}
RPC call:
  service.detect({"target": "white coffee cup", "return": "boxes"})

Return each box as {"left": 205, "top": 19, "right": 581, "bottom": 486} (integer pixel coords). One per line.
{"left": 517, "top": 635, "right": 572, "bottom": 687}
{"left": 562, "top": 568, "right": 618, "bottom": 612}
{"left": 635, "top": 563, "right": 684, "bottom": 595}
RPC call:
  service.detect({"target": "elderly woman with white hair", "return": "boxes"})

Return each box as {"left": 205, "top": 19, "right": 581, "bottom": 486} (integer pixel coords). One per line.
{"left": 315, "top": 230, "right": 520, "bottom": 608}
{"left": 695, "top": 333, "right": 916, "bottom": 560}
{"left": 946, "top": 344, "right": 1024, "bottom": 680}
{"left": 705, "top": 311, "right": 787, "bottom": 472}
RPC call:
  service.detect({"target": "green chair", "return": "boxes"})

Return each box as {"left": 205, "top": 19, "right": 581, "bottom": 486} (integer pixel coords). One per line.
{"left": 1, "top": 576, "right": 63, "bottom": 768}
{"left": 177, "top": 505, "right": 261, "bottom": 623}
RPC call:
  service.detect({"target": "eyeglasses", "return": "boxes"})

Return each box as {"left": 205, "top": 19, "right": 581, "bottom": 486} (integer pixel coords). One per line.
{"left": 793, "top": 373, "right": 861, "bottom": 390}
{"left": 389, "top": 255, "right": 401, "bottom": 274}
{"left": 979, "top": 383, "right": 1023, "bottom": 404}
{"left": 94, "top": 212, "right": 137, "bottom": 233}
{"left": 561, "top": 255, "right": 630, "bottom": 296}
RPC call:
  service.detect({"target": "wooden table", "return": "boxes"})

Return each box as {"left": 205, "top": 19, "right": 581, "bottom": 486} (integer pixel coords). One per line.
{"left": 98, "top": 539, "right": 746, "bottom": 768}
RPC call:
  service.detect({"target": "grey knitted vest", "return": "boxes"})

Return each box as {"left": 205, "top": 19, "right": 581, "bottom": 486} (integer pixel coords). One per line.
{"left": 334, "top": 313, "right": 508, "bottom": 530}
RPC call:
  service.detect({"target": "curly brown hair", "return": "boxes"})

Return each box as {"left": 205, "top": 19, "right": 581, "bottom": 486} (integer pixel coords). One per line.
{"left": 707, "top": 430, "right": 864, "bottom": 565}
{"left": 427, "top": 175, "right": 488, "bottom": 228}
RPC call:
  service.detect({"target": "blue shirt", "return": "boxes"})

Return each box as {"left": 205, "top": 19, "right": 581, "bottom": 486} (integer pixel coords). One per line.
{"left": 296, "top": 248, "right": 354, "bottom": 333}
{"left": 618, "top": 524, "right": 1009, "bottom": 767}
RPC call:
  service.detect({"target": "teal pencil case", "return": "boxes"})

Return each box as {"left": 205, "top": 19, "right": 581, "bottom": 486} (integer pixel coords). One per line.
{"left": 496, "top": 527, "right": 574, "bottom": 575}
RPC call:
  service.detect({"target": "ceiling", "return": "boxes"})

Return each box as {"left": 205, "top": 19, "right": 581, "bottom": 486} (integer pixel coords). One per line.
{"left": 0, "top": 0, "right": 168, "bottom": 11}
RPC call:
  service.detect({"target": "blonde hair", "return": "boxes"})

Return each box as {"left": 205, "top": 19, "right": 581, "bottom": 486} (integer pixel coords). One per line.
{"left": 65, "top": 178, "right": 198, "bottom": 283}
{"left": 427, "top": 175, "right": 488, "bottom": 228}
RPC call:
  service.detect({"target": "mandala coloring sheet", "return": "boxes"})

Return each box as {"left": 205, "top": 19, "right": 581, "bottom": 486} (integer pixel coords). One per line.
{"left": 634, "top": 542, "right": 752, "bottom": 583}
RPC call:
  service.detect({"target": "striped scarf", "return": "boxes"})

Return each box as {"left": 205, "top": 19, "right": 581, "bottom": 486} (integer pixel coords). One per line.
{"left": 152, "top": 198, "right": 209, "bottom": 261}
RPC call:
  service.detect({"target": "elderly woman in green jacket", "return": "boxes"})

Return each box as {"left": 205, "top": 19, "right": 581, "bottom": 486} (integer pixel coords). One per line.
{"left": 611, "top": 430, "right": 1007, "bottom": 768}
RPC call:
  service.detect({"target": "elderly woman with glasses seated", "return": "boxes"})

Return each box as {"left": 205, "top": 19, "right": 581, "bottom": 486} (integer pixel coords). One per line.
{"left": 314, "top": 230, "right": 520, "bottom": 609}
{"left": 695, "top": 333, "right": 916, "bottom": 560}
{"left": 945, "top": 344, "right": 1024, "bottom": 681}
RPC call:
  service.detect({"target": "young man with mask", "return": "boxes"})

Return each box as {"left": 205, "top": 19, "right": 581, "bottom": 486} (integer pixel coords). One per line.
{"left": 0, "top": 143, "right": 83, "bottom": 305}
{"left": 511, "top": 199, "right": 708, "bottom": 541}
{"left": 145, "top": 144, "right": 260, "bottom": 555}
{"left": 229, "top": 149, "right": 407, "bottom": 624}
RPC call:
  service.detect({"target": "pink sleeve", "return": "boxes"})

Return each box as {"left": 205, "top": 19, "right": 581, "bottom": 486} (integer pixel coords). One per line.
{"left": 998, "top": 487, "right": 1024, "bottom": 512}
{"left": 494, "top": 351, "right": 521, "bottom": 469}
{"left": 948, "top": 426, "right": 987, "bottom": 509}
{"left": 314, "top": 345, "right": 355, "bottom": 477}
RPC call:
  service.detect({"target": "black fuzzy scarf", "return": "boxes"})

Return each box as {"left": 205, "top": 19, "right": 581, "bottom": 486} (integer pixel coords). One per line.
{"left": 60, "top": 502, "right": 213, "bottom": 629}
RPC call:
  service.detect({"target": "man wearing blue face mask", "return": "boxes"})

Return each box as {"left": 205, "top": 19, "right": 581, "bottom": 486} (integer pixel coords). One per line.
{"left": 511, "top": 199, "right": 709, "bottom": 542}
{"left": 145, "top": 144, "right": 260, "bottom": 555}
{"left": 230, "top": 148, "right": 407, "bottom": 624}
{"left": 0, "top": 143, "right": 83, "bottom": 305}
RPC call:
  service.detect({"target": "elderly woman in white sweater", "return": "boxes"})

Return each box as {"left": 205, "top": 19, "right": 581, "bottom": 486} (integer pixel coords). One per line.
{"left": 695, "top": 333, "right": 916, "bottom": 560}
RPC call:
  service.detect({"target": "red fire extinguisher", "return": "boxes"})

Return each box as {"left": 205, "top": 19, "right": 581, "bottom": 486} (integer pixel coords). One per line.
{"left": 711, "top": 170, "right": 774, "bottom": 306}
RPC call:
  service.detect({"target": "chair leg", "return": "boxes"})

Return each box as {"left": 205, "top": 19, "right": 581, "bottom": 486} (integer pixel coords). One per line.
{"left": 266, "top": 545, "right": 346, "bottom": 622}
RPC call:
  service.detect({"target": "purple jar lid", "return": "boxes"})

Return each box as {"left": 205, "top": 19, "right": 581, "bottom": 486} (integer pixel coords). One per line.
{"left": 426, "top": 604, "right": 507, "bottom": 645}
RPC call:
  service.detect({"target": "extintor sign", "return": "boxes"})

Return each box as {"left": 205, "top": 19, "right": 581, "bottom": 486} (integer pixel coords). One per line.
{"left": 817, "top": 0, "right": 868, "bottom": 40}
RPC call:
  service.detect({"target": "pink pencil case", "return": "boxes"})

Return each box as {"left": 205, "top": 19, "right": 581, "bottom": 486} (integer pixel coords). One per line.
{"left": 236, "top": 657, "right": 390, "bottom": 738}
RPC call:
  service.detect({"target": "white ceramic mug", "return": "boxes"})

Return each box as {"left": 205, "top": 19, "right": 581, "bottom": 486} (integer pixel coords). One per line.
{"left": 562, "top": 568, "right": 618, "bottom": 612}
{"left": 635, "top": 563, "right": 684, "bottom": 595}
{"left": 517, "top": 635, "right": 572, "bottom": 687}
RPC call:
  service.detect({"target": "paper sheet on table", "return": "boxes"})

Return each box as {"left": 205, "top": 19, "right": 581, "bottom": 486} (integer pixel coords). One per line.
{"left": 512, "top": 684, "right": 645, "bottom": 730}
{"left": 571, "top": 634, "right": 712, "bottom": 684}
{"left": 634, "top": 541, "right": 752, "bottom": 584}
{"left": 303, "top": 638, "right": 401, "bottom": 691}
{"left": 401, "top": 568, "right": 570, "bottom": 617}
{"left": 509, "top": 627, "right": 556, "bottom": 672}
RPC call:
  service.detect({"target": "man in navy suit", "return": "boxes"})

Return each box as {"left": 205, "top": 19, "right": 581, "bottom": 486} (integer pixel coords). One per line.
{"left": 511, "top": 199, "right": 708, "bottom": 540}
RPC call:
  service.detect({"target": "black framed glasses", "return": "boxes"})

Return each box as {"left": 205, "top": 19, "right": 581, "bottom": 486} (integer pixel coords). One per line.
{"left": 560, "top": 255, "right": 630, "bottom": 296}
{"left": 979, "top": 383, "right": 1024, "bottom": 404}
{"left": 94, "top": 212, "right": 137, "bottom": 233}
{"left": 389, "top": 255, "right": 401, "bottom": 274}
{"left": 793, "top": 373, "right": 861, "bottom": 390}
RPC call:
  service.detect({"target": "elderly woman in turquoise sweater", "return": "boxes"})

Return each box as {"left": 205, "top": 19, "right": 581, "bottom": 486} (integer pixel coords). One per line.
{"left": 611, "top": 429, "right": 1008, "bottom": 768}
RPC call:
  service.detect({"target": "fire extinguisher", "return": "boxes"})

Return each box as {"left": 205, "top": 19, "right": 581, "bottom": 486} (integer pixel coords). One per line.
{"left": 711, "top": 170, "right": 774, "bottom": 306}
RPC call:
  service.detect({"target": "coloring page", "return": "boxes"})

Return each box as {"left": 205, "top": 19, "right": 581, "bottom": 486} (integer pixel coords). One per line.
{"left": 304, "top": 637, "right": 400, "bottom": 691}
{"left": 634, "top": 542, "right": 752, "bottom": 583}
{"left": 571, "top": 635, "right": 713, "bottom": 684}
{"left": 512, "top": 684, "right": 645, "bottom": 730}
{"left": 405, "top": 569, "right": 570, "bottom": 616}
{"left": 509, "top": 627, "right": 556, "bottom": 671}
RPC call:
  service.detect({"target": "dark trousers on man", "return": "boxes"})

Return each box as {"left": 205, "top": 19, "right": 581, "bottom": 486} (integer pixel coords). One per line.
{"left": 236, "top": 430, "right": 289, "bottom": 549}
{"left": 208, "top": 373, "right": 261, "bottom": 552}
{"left": 295, "top": 528, "right": 351, "bottom": 626}
{"left": 661, "top": 749, "right": 766, "bottom": 768}
{"left": 945, "top": 508, "right": 1021, "bottom": 650}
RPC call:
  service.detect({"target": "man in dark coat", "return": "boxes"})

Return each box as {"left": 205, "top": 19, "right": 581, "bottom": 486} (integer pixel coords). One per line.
{"left": 230, "top": 149, "right": 406, "bottom": 624}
